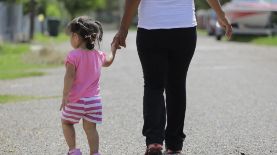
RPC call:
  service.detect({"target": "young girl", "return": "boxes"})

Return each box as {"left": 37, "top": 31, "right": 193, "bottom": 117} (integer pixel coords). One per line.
{"left": 60, "top": 16, "right": 116, "bottom": 155}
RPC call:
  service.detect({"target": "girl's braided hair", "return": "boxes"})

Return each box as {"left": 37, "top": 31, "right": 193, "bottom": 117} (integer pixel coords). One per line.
{"left": 67, "top": 16, "right": 103, "bottom": 50}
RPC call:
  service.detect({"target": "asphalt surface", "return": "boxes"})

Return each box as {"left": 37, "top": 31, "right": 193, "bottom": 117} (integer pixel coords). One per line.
{"left": 0, "top": 31, "right": 277, "bottom": 155}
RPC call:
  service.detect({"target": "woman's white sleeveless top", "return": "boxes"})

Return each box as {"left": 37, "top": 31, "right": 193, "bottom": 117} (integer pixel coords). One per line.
{"left": 138, "top": 0, "right": 197, "bottom": 29}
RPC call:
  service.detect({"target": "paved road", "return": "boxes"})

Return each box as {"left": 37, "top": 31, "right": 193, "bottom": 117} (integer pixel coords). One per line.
{"left": 0, "top": 31, "right": 277, "bottom": 155}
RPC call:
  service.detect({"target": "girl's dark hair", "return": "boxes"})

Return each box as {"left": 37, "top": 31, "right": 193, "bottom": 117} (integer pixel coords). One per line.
{"left": 67, "top": 16, "right": 103, "bottom": 50}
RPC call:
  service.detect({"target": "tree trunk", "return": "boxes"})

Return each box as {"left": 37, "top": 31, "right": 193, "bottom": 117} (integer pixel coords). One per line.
{"left": 29, "top": 0, "right": 35, "bottom": 40}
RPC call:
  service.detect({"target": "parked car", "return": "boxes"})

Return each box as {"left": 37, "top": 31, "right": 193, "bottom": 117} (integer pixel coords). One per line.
{"left": 216, "top": 0, "right": 277, "bottom": 40}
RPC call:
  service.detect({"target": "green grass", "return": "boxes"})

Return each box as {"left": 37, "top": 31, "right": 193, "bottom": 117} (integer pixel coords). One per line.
{"left": 0, "top": 71, "right": 45, "bottom": 80}
{"left": 0, "top": 43, "right": 46, "bottom": 79}
{"left": 252, "top": 36, "right": 277, "bottom": 46}
{"left": 133, "top": 28, "right": 277, "bottom": 46}
{"left": 34, "top": 33, "right": 68, "bottom": 44}
{"left": 198, "top": 29, "right": 277, "bottom": 46}
{"left": 197, "top": 29, "right": 208, "bottom": 35}
{"left": 230, "top": 35, "right": 277, "bottom": 46}
{"left": 0, "top": 95, "right": 60, "bottom": 104}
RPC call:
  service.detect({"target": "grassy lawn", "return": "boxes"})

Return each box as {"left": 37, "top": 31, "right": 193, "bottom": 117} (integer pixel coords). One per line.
{"left": 34, "top": 33, "right": 68, "bottom": 44}
{"left": 0, "top": 34, "right": 65, "bottom": 103}
{"left": 230, "top": 35, "right": 277, "bottom": 46}
{"left": 198, "top": 29, "right": 277, "bottom": 46}
{"left": 0, "top": 43, "right": 51, "bottom": 80}
{"left": 0, "top": 33, "right": 67, "bottom": 80}
{"left": 197, "top": 29, "right": 208, "bottom": 36}
{"left": 0, "top": 95, "right": 60, "bottom": 104}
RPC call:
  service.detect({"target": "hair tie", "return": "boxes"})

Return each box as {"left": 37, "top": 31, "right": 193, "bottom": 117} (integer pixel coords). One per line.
{"left": 84, "top": 35, "right": 95, "bottom": 45}
{"left": 76, "top": 19, "right": 89, "bottom": 31}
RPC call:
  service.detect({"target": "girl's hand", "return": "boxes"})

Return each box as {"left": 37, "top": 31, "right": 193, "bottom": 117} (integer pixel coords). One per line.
{"left": 60, "top": 97, "right": 68, "bottom": 111}
{"left": 217, "top": 14, "right": 232, "bottom": 40}
{"left": 111, "top": 41, "right": 117, "bottom": 55}
{"left": 102, "top": 44, "right": 117, "bottom": 67}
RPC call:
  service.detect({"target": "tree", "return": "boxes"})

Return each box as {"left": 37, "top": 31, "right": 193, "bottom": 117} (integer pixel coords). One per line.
{"left": 58, "top": 0, "right": 106, "bottom": 19}
{"left": 29, "top": 0, "right": 35, "bottom": 39}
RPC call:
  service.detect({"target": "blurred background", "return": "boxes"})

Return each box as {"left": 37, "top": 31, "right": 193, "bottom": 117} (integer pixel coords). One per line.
{"left": 1, "top": 0, "right": 276, "bottom": 44}
{"left": 0, "top": 0, "right": 123, "bottom": 42}
{"left": 0, "top": 0, "right": 277, "bottom": 154}
{"left": 0, "top": 0, "right": 126, "bottom": 80}
{"left": 197, "top": 0, "right": 277, "bottom": 42}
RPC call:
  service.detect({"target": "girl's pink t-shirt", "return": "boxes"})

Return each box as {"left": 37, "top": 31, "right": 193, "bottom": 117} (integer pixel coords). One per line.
{"left": 65, "top": 49, "right": 106, "bottom": 103}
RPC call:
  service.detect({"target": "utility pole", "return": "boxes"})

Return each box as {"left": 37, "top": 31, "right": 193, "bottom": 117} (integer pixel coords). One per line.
{"left": 29, "top": 0, "right": 35, "bottom": 40}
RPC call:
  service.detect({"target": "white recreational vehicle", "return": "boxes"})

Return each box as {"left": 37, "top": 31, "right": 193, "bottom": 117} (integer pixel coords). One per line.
{"left": 215, "top": 0, "right": 277, "bottom": 40}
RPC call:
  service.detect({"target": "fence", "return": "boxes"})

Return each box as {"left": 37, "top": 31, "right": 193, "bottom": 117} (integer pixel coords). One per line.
{"left": 0, "top": 2, "right": 28, "bottom": 42}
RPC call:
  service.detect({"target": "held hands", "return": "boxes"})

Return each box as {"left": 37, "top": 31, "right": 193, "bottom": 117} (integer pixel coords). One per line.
{"left": 112, "top": 28, "right": 128, "bottom": 50}
{"left": 102, "top": 41, "right": 118, "bottom": 67}
{"left": 217, "top": 14, "right": 232, "bottom": 40}
{"left": 111, "top": 41, "right": 117, "bottom": 55}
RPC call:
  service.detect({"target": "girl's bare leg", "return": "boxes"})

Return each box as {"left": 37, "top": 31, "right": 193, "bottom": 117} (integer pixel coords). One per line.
{"left": 62, "top": 120, "right": 76, "bottom": 151}
{"left": 83, "top": 119, "right": 99, "bottom": 155}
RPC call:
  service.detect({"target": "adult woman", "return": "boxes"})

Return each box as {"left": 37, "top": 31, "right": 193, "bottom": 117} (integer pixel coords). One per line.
{"left": 112, "top": 0, "right": 232, "bottom": 154}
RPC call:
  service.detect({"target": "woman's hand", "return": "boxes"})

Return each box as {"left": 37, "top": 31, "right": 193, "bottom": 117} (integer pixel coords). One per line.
{"left": 112, "top": 0, "right": 140, "bottom": 49}
{"left": 217, "top": 14, "right": 232, "bottom": 40}
{"left": 112, "top": 28, "right": 128, "bottom": 49}
{"left": 206, "top": 0, "right": 233, "bottom": 39}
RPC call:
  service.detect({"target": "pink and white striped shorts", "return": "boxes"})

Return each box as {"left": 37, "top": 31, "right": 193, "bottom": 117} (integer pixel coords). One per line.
{"left": 61, "top": 96, "right": 102, "bottom": 124}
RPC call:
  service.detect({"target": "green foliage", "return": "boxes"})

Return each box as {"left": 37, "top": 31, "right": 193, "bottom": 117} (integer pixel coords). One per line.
{"left": 46, "top": 3, "right": 61, "bottom": 18}
{"left": 11, "top": 0, "right": 107, "bottom": 18}
{"left": 58, "top": 0, "right": 107, "bottom": 18}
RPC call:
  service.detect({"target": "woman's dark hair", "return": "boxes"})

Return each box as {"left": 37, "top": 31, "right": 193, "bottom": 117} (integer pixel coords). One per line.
{"left": 67, "top": 16, "right": 103, "bottom": 50}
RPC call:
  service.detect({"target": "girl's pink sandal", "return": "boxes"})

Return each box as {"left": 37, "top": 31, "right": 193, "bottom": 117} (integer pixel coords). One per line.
{"left": 67, "top": 148, "right": 82, "bottom": 155}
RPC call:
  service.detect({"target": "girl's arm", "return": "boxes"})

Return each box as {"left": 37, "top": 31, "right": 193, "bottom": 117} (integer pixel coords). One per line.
{"left": 112, "top": 0, "right": 141, "bottom": 49}
{"left": 60, "top": 63, "right": 76, "bottom": 110}
{"left": 102, "top": 45, "right": 117, "bottom": 67}
{"left": 206, "top": 0, "right": 232, "bottom": 39}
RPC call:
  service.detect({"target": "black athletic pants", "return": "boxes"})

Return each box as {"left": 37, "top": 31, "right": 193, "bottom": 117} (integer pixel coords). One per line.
{"left": 136, "top": 27, "right": 197, "bottom": 151}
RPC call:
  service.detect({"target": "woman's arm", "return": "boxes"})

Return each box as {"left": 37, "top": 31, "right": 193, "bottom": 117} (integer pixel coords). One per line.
{"left": 60, "top": 63, "right": 76, "bottom": 110}
{"left": 112, "top": 0, "right": 141, "bottom": 49}
{"left": 206, "top": 0, "right": 232, "bottom": 39}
